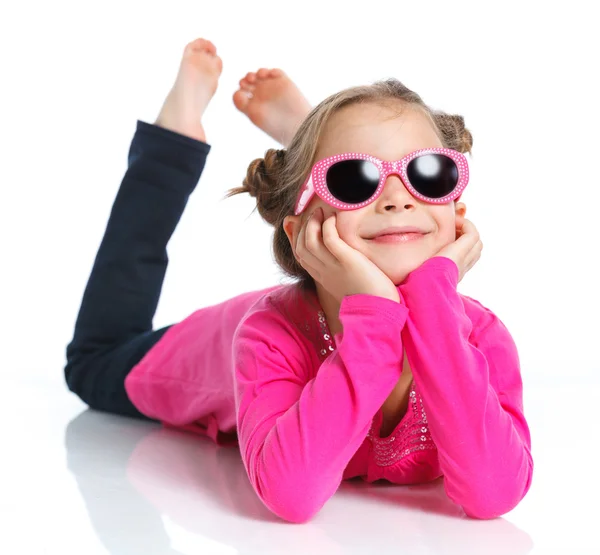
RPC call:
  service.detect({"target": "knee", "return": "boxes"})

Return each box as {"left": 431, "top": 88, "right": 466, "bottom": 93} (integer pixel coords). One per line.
{"left": 63, "top": 343, "right": 96, "bottom": 406}
{"left": 64, "top": 357, "right": 79, "bottom": 394}
{"left": 64, "top": 355, "right": 86, "bottom": 401}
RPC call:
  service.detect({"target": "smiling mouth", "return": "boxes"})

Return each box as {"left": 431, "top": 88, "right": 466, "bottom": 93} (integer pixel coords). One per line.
{"left": 367, "top": 232, "right": 427, "bottom": 244}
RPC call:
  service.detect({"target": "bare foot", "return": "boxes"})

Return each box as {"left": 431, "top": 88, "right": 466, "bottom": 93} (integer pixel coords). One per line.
{"left": 233, "top": 68, "right": 312, "bottom": 147}
{"left": 155, "top": 38, "right": 223, "bottom": 143}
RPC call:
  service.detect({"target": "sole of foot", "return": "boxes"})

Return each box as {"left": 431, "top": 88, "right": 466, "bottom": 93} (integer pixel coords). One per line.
{"left": 155, "top": 38, "right": 223, "bottom": 143}
{"left": 233, "top": 68, "right": 312, "bottom": 147}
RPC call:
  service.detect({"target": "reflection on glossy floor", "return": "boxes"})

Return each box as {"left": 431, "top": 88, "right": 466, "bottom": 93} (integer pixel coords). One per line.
{"left": 3, "top": 374, "right": 597, "bottom": 555}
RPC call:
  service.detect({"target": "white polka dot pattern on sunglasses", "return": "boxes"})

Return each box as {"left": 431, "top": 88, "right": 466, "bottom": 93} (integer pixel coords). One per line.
{"left": 293, "top": 148, "right": 469, "bottom": 216}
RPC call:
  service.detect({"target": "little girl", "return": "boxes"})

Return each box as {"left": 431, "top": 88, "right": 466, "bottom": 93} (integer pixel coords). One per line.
{"left": 65, "top": 37, "right": 533, "bottom": 524}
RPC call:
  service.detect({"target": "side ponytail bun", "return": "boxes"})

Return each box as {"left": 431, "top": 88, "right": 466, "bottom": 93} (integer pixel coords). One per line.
{"left": 225, "top": 148, "right": 287, "bottom": 226}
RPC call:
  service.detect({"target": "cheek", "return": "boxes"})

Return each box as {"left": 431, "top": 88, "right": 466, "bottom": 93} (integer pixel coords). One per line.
{"left": 439, "top": 221, "right": 458, "bottom": 243}
{"left": 430, "top": 209, "right": 457, "bottom": 240}
{"left": 339, "top": 226, "right": 374, "bottom": 258}
{"left": 333, "top": 213, "right": 361, "bottom": 243}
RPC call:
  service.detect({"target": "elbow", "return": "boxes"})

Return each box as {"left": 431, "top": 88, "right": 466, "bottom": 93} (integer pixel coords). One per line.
{"left": 448, "top": 446, "right": 534, "bottom": 520}
{"left": 256, "top": 477, "right": 325, "bottom": 524}
{"left": 457, "top": 483, "right": 522, "bottom": 520}
{"left": 462, "top": 493, "right": 525, "bottom": 520}
{"left": 462, "top": 500, "right": 512, "bottom": 520}
{"left": 271, "top": 506, "right": 318, "bottom": 525}
{"left": 243, "top": 439, "right": 343, "bottom": 524}
{"left": 250, "top": 460, "right": 331, "bottom": 524}
{"left": 460, "top": 460, "right": 534, "bottom": 520}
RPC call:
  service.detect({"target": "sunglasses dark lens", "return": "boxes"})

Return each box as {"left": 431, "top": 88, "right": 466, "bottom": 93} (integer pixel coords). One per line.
{"left": 326, "top": 160, "right": 380, "bottom": 204}
{"left": 406, "top": 154, "right": 458, "bottom": 198}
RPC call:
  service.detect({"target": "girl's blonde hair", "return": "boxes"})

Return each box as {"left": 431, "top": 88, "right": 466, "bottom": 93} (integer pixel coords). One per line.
{"left": 224, "top": 78, "right": 473, "bottom": 292}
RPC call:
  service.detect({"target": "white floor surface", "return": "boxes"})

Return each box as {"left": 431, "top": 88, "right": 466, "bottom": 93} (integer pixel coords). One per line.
{"left": 2, "top": 373, "right": 597, "bottom": 555}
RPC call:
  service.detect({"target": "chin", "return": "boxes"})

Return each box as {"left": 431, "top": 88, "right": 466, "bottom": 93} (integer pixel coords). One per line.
{"left": 381, "top": 255, "right": 433, "bottom": 286}
{"left": 392, "top": 271, "right": 414, "bottom": 286}
{"left": 382, "top": 265, "right": 415, "bottom": 287}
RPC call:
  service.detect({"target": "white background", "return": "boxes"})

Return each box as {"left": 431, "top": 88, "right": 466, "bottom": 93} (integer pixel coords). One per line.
{"left": 2, "top": 0, "right": 599, "bottom": 380}
{"left": 1, "top": 1, "right": 599, "bottom": 554}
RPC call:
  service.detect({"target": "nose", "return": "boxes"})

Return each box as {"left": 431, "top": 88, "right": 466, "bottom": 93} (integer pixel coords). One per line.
{"left": 375, "top": 173, "right": 415, "bottom": 210}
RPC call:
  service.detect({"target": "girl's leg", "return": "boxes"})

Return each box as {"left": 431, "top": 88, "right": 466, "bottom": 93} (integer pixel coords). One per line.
{"left": 65, "top": 121, "right": 210, "bottom": 418}
{"left": 64, "top": 38, "right": 222, "bottom": 419}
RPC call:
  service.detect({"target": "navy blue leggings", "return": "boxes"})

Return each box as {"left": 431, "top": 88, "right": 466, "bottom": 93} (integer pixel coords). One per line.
{"left": 64, "top": 121, "right": 211, "bottom": 418}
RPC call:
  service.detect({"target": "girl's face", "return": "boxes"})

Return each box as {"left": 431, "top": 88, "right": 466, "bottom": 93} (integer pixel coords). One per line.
{"left": 285, "top": 101, "right": 467, "bottom": 287}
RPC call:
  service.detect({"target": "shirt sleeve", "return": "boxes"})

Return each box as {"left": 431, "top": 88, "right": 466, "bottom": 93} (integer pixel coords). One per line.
{"left": 232, "top": 294, "right": 409, "bottom": 523}
{"left": 398, "top": 256, "right": 534, "bottom": 519}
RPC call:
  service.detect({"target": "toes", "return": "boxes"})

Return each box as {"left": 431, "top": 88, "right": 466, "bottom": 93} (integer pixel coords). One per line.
{"left": 236, "top": 67, "right": 284, "bottom": 106}
{"left": 214, "top": 55, "right": 224, "bottom": 73}
{"left": 257, "top": 68, "right": 270, "bottom": 79}
{"left": 203, "top": 40, "right": 217, "bottom": 55}
{"left": 186, "top": 38, "right": 217, "bottom": 55}
{"left": 243, "top": 69, "right": 281, "bottom": 83}
{"left": 254, "top": 68, "right": 284, "bottom": 80}
{"left": 239, "top": 76, "right": 256, "bottom": 92}
{"left": 233, "top": 89, "right": 252, "bottom": 112}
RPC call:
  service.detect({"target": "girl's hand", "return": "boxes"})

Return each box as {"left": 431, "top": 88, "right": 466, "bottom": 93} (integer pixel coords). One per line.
{"left": 294, "top": 207, "right": 400, "bottom": 304}
{"left": 433, "top": 218, "right": 483, "bottom": 283}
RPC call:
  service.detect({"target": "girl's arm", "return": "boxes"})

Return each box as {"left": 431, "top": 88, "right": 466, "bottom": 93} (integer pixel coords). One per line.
{"left": 233, "top": 294, "right": 409, "bottom": 523}
{"left": 399, "top": 256, "right": 534, "bottom": 519}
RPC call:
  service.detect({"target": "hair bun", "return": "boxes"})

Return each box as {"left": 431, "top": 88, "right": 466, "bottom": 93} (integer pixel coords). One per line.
{"left": 431, "top": 112, "right": 473, "bottom": 154}
{"left": 224, "top": 148, "right": 287, "bottom": 226}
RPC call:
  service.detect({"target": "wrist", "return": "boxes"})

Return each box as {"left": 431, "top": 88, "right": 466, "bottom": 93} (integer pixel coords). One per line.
{"left": 365, "top": 290, "right": 400, "bottom": 303}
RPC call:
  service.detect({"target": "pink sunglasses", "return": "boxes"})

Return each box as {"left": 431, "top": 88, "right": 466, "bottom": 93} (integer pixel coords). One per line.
{"left": 294, "top": 148, "right": 469, "bottom": 216}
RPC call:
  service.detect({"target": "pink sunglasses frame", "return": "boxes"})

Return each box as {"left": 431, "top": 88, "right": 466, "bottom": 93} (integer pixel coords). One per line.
{"left": 293, "top": 147, "right": 469, "bottom": 216}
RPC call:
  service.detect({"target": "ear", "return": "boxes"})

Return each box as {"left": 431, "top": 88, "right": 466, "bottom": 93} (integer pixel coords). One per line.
{"left": 453, "top": 201, "right": 467, "bottom": 239}
{"left": 455, "top": 201, "right": 467, "bottom": 225}
{"left": 283, "top": 215, "right": 303, "bottom": 257}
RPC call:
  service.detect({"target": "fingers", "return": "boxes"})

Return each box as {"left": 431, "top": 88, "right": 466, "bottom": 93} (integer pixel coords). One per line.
{"left": 320, "top": 212, "right": 346, "bottom": 262}
{"left": 294, "top": 211, "right": 313, "bottom": 266}
{"left": 316, "top": 210, "right": 356, "bottom": 265}
{"left": 304, "top": 209, "right": 337, "bottom": 265}
{"left": 295, "top": 217, "right": 322, "bottom": 279}
{"left": 295, "top": 208, "right": 339, "bottom": 274}
{"left": 301, "top": 211, "right": 328, "bottom": 272}
{"left": 463, "top": 238, "right": 483, "bottom": 275}
{"left": 455, "top": 218, "right": 480, "bottom": 249}
{"left": 462, "top": 219, "right": 480, "bottom": 241}
{"left": 453, "top": 219, "right": 482, "bottom": 280}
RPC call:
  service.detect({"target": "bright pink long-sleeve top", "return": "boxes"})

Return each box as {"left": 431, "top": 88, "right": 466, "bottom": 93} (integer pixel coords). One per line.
{"left": 125, "top": 256, "right": 533, "bottom": 523}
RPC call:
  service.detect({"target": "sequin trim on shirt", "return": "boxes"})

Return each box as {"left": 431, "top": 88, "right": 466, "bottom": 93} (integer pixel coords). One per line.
{"left": 315, "top": 309, "right": 437, "bottom": 468}
{"left": 317, "top": 310, "right": 336, "bottom": 356}
{"left": 366, "top": 383, "right": 437, "bottom": 467}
